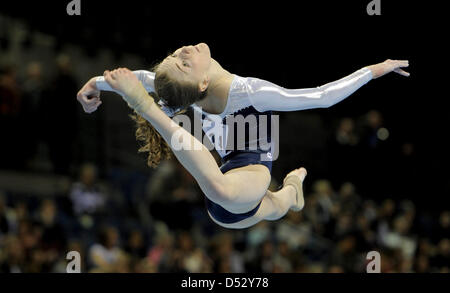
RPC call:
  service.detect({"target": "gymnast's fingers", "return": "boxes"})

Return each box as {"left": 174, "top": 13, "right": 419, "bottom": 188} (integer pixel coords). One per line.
{"left": 83, "top": 99, "right": 102, "bottom": 113}
{"left": 104, "top": 71, "right": 117, "bottom": 87}
{"left": 394, "top": 68, "right": 410, "bottom": 77}
{"left": 393, "top": 60, "right": 409, "bottom": 68}
{"left": 77, "top": 91, "right": 97, "bottom": 107}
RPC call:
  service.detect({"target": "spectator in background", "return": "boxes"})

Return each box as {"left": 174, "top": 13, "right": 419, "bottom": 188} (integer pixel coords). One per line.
{"left": 412, "top": 238, "right": 438, "bottom": 272}
{"left": 307, "top": 179, "right": 338, "bottom": 237}
{"left": 0, "top": 235, "right": 25, "bottom": 273}
{"left": 124, "top": 229, "right": 148, "bottom": 261}
{"left": 376, "top": 199, "right": 396, "bottom": 242}
{"left": 16, "top": 218, "right": 40, "bottom": 254}
{"left": 430, "top": 238, "right": 450, "bottom": 272}
{"left": 434, "top": 211, "right": 450, "bottom": 244}
{"left": 328, "top": 235, "right": 361, "bottom": 272}
{"left": 415, "top": 238, "right": 434, "bottom": 259}
{"left": 4, "top": 200, "right": 29, "bottom": 235}
{"left": 361, "top": 200, "right": 378, "bottom": 224}
{"left": 35, "top": 199, "right": 66, "bottom": 260}
{"left": 254, "top": 240, "right": 275, "bottom": 273}
{"left": 246, "top": 221, "right": 271, "bottom": 250}
{"left": 414, "top": 253, "right": 431, "bottom": 273}
{"left": 88, "top": 225, "right": 126, "bottom": 272}
{"left": 170, "top": 231, "right": 208, "bottom": 273}
{"left": 354, "top": 213, "right": 377, "bottom": 253}
{"left": 69, "top": 163, "right": 107, "bottom": 229}
{"left": 381, "top": 214, "right": 417, "bottom": 261}
{"left": 333, "top": 212, "right": 355, "bottom": 240}
{"left": 147, "top": 221, "right": 175, "bottom": 272}
{"left": 182, "top": 247, "right": 213, "bottom": 273}
{"left": 337, "top": 182, "right": 362, "bottom": 215}
{"left": 276, "top": 211, "right": 311, "bottom": 251}
{"left": 210, "top": 232, "right": 244, "bottom": 273}
{"left": 272, "top": 241, "right": 294, "bottom": 273}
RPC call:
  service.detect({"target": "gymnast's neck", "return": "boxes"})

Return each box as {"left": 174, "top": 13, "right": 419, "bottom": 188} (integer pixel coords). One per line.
{"left": 195, "top": 58, "right": 235, "bottom": 115}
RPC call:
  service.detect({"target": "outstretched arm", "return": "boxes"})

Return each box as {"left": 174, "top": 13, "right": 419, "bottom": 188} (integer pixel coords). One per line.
{"left": 248, "top": 59, "right": 409, "bottom": 112}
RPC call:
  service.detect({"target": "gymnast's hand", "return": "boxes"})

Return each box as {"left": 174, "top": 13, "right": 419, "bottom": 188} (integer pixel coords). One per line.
{"left": 77, "top": 77, "right": 102, "bottom": 113}
{"left": 366, "top": 59, "right": 410, "bottom": 79}
{"left": 103, "top": 68, "right": 155, "bottom": 114}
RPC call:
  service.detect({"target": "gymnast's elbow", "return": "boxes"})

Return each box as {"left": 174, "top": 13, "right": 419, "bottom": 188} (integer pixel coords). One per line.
{"left": 306, "top": 90, "right": 336, "bottom": 109}
{"left": 313, "top": 98, "right": 335, "bottom": 109}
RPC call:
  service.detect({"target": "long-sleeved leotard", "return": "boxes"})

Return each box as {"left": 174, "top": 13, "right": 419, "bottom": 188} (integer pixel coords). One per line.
{"left": 95, "top": 67, "right": 372, "bottom": 116}
{"left": 246, "top": 67, "right": 372, "bottom": 112}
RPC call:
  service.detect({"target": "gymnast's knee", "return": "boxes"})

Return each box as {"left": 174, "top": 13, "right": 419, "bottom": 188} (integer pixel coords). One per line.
{"left": 202, "top": 177, "right": 237, "bottom": 206}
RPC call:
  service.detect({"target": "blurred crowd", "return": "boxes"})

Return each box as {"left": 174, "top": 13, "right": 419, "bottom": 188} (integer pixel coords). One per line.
{"left": 0, "top": 158, "right": 448, "bottom": 273}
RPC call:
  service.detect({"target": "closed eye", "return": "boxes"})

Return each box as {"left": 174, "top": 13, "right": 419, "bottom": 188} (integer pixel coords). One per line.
{"left": 170, "top": 54, "right": 189, "bottom": 68}
{"left": 175, "top": 62, "right": 187, "bottom": 74}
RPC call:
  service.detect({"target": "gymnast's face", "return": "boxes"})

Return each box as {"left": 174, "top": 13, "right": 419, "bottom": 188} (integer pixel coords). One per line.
{"left": 161, "top": 42, "right": 212, "bottom": 93}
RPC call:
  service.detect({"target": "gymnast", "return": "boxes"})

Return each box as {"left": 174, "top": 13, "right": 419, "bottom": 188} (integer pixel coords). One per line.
{"left": 77, "top": 43, "right": 409, "bottom": 229}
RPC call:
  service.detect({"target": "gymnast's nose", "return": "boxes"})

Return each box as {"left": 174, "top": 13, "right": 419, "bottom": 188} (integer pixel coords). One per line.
{"left": 181, "top": 46, "right": 193, "bottom": 54}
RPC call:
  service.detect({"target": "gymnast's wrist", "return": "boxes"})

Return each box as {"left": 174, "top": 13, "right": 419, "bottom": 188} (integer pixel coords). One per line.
{"left": 89, "top": 77, "right": 100, "bottom": 90}
{"left": 123, "top": 85, "right": 155, "bottom": 114}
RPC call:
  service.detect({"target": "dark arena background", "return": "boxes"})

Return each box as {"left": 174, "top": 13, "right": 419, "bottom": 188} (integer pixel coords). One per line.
{"left": 0, "top": 0, "right": 449, "bottom": 281}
